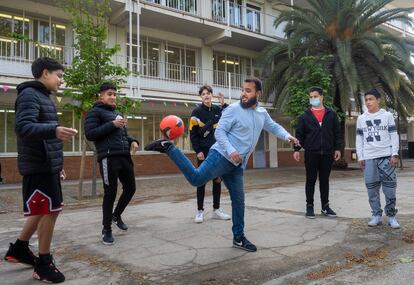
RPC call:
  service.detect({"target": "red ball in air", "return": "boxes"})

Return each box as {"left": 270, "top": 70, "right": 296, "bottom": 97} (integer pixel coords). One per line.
{"left": 160, "top": 115, "right": 185, "bottom": 140}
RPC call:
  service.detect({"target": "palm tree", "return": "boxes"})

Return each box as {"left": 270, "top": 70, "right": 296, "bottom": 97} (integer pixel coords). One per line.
{"left": 261, "top": 0, "right": 414, "bottom": 148}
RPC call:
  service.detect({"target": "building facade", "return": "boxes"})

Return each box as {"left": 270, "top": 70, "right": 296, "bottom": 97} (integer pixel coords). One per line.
{"left": 0, "top": 0, "right": 413, "bottom": 183}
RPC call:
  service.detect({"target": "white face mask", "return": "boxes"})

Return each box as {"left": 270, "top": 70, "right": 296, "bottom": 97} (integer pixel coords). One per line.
{"left": 309, "top": 98, "right": 321, "bottom": 107}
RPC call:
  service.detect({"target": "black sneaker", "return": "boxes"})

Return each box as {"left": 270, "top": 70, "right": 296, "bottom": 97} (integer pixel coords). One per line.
{"left": 321, "top": 206, "right": 337, "bottom": 217}
{"left": 233, "top": 236, "right": 257, "bottom": 252}
{"left": 4, "top": 242, "right": 37, "bottom": 266}
{"left": 102, "top": 228, "right": 114, "bottom": 245}
{"left": 113, "top": 215, "right": 128, "bottom": 231}
{"left": 33, "top": 255, "right": 65, "bottom": 283}
{"left": 306, "top": 205, "right": 315, "bottom": 219}
{"left": 144, "top": 139, "right": 173, "bottom": 153}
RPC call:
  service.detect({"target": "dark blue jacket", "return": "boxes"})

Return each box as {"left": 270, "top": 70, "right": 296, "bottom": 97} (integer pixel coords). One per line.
{"left": 84, "top": 101, "right": 139, "bottom": 161}
{"left": 15, "top": 81, "right": 63, "bottom": 175}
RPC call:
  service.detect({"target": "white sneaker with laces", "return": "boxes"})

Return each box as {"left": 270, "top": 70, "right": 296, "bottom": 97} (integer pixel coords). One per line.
{"left": 212, "top": 208, "right": 231, "bottom": 220}
{"left": 194, "top": 210, "right": 204, "bottom": 223}
{"left": 388, "top": 216, "right": 400, "bottom": 229}
{"left": 368, "top": 215, "right": 382, "bottom": 227}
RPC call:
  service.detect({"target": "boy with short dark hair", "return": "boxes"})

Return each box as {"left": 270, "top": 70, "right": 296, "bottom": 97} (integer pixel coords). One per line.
{"left": 356, "top": 88, "right": 400, "bottom": 229}
{"left": 4, "top": 57, "right": 77, "bottom": 283}
{"left": 190, "top": 85, "right": 230, "bottom": 223}
{"left": 85, "top": 82, "right": 139, "bottom": 245}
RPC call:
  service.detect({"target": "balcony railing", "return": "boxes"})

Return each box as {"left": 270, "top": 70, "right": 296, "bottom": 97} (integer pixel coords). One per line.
{"left": 141, "top": 0, "right": 280, "bottom": 38}
{"left": 0, "top": 43, "right": 246, "bottom": 96}
{"left": 114, "top": 55, "right": 247, "bottom": 95}
{"left": 141, "top": 0, "right": 200, "bottom": 16}
{"left": 211, "top": 0, "right": 264, "bottom": 34}
{"left": 116, "top": 56, "right": 248, "bottom": 88}
{"left": 0, "top": 37, "right": 74, "bottom": 66}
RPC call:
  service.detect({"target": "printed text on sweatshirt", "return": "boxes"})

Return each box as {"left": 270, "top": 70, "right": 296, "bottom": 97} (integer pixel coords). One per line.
{"left": 356, "top": 109, "right": 399, "bottom": 161}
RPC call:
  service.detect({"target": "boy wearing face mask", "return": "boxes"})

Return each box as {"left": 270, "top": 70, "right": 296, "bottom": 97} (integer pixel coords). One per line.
{"left": 293, "top": 86, "right": 342, "bottom": 219}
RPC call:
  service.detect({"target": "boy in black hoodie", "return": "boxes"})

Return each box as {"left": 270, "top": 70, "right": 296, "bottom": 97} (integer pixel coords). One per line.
{"left": 85, "top": 83, "right": 139, "bottom": 245}
{"left": 4, "top": 57, "right": 77, "bottom": 283}
{"left": 293, "top": 86, "right": 342, "bottom": 219}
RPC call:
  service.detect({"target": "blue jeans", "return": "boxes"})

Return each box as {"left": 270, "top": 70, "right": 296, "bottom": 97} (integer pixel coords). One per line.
{"left": 167, "top": 146, "right": 245, "bottom": 239}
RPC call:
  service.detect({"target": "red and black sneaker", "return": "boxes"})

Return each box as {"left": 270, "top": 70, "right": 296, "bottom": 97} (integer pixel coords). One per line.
{"left": 33, "top": 255, "right": 65, "bottom": 283}
{"left": 4, "top": 242, "right": 37, "bottom": 266}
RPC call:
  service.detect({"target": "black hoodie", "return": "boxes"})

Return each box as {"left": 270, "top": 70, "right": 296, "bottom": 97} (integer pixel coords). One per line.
{"left": 15, "top": 81, "right": 63, "bottom": 175}
{"left": 84, "top": 101, "right": 139, "bottom": 161}
{"left": 294, "top": 107, "right": 342, "bottom": 154}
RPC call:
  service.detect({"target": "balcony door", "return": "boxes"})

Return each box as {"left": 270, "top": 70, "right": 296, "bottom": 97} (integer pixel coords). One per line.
{"left": 212, "top": 0, "right": 242, "bottom": 25}
{"left": 0, "top": 12, "right": 29, "bottom": 59}
{"left": 213, "top": 52, "right": 252, "bottom": 88}
{"left": 246, "top": 4, "right": 261, "bottom": 33}
{"left": 34, "top": 20, "right": 67, "bottom": 63}
{"left": 165, "top": 45, "right": 197, "bottom": 82}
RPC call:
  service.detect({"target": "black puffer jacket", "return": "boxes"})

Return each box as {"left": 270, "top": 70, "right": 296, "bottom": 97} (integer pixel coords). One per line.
{"left": 15, "top": 81, "right": 63, "bottom": 175}
{"left": 84, "top": 101, "right": 139, "bottom": 161}
{"left": 294, "top": 107, "right": 342, "bottom": 154}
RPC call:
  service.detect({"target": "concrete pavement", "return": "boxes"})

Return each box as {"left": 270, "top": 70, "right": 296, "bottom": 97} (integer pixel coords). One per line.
{"left": 0, "top": 162, "right": 413, "bottom": 284}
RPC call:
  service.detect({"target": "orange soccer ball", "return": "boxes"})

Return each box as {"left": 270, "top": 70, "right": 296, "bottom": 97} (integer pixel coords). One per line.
{"left": 160, "top": 115, "right": 185, "bottom": 140}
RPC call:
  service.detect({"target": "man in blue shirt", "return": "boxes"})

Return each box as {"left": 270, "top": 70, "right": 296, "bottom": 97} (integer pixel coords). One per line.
{"left": 145, "top": 78, "right": 299, "bottom": 252}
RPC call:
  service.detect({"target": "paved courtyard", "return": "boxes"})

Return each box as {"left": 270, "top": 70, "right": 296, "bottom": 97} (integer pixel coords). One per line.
{"left": 0, "top": 161, "right": 413, "bottom": 284}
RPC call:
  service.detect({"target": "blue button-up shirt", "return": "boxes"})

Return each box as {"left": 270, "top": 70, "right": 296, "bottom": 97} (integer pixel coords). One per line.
{"left": 211, "top": 102, "right": 290, "bottom": 169}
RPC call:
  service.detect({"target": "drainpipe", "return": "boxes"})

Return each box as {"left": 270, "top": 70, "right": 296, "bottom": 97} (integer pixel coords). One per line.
{"left": 129, "top": 0, "right": 133, "bottom": 95}
{"left": 136, "top": 0, "right": 141, "bottom": 98}
{"left": 228, "top": 72, "right": 231, "bottom": 103}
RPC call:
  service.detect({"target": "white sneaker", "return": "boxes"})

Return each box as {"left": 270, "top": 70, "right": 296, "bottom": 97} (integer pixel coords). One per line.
{"left": 212, "top": 208, "right": 231, "bottom": 220}
{"left": 368, "top": 215, "right": 382, "bottom": 227}
{"left": 388, "top": 216, "right": 400, "bottom": 229}
{"left": 194, "top": 210, "right": 204, "bottom": 223}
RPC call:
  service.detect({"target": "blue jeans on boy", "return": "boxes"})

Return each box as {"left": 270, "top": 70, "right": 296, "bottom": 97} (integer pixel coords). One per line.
{"left": 167, "top": 146, "right": 245, "bottom": 239}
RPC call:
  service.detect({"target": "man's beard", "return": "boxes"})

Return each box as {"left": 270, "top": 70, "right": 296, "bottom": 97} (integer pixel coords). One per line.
{"left": 240, "top": 96, "right": 258, "bottom": 109}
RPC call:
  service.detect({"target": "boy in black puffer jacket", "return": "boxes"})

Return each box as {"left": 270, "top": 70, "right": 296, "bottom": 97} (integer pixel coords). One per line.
{"left": 85, "top": 83, "right": 139, "bottom": 245}
{"left": 4, "top": 57, "right": 77, "bottom": 284}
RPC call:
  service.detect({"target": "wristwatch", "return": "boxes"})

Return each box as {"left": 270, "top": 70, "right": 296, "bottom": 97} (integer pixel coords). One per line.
{"left": 392, "top": 155, "right": 399, "bottom": 158}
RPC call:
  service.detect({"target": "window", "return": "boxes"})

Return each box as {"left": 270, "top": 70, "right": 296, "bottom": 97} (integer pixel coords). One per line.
{"left": 212, "top": 52, "right": 253, "bottom": 88}
{"left": 166, "top": 0, "right": 197, "bottom": 14}
{"left": 59, "top": 111, "right": 75, "bottom": 152}
{"left": 126, "top": 116, "right": 144, "bottom": 151}
{"left": 246, "top": 4, "right": 261, "bottom": 33}
{"left": 277, "top": 120, "right": 293, "bottom": 149}
{"left": 127, "top": 36, "right": 197, "bottom": 82}
{"left": 0, "top": 12, "right": 29, "bottom": 59}
{"left": 229, "top": 0, "right": 243, "bottom": 27}
{"left": 212, "top": 0, "right": 226, "bottom": 23}
{"left": 0, "top": 108, "right": 18, "bottom": 152}
{"left": 33, "top": 20, "right": 66, "bottom": 63}
{"left": 165, "top": 45, "right": 197, "bottom": 82}
{"left": 126, "top": 35, "right": 161, "bottom": 76}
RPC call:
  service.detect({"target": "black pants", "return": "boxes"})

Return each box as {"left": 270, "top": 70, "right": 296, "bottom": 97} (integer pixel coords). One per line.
{"left": 99, "top": 156, "right": 136, "bottom": 229}
{"left": 304, "top": 151, "right": 334, "bottom": 207}
{"left": 196, "top": 150, "right": 221, "bottom": 211}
